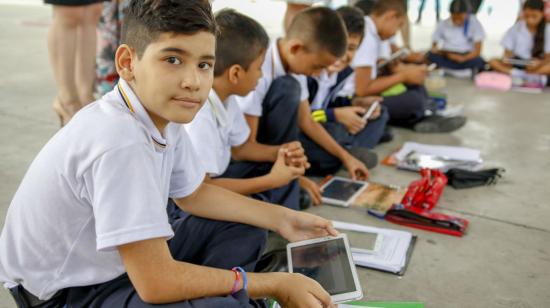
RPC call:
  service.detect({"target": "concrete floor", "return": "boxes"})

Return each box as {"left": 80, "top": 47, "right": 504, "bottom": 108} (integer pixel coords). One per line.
{"left": 1, "top": 2, "right": 550, "bottom": 308}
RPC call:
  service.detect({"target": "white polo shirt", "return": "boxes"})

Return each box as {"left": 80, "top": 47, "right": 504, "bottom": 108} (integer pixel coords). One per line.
{"left": 0, "top": 80, "right": 204, "bottom": 300}
{"left": 185, "top": 89, "right": 250, "bottom": 177}
{"left": 501, "top": 20, "right": 550, "bottom": 60}
{"left": 432, "top": 16, "right": 486, "bottom": 54}
{"left": 352, "top": 16, "right": 382, "bottom": 79}
{"left": 232, "top": 39, "right": 309, "bottom": 117}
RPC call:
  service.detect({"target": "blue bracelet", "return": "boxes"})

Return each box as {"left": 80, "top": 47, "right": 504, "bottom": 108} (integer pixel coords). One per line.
{"left": 232, "top": 267, "right": 247, "bottom": 291}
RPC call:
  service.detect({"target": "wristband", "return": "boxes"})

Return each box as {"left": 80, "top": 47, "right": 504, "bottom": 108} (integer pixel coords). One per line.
{"left": 230, "top": 269, "right": 241, "bottom": 295}
{"left": 232, "top": 267, "right": 248, "bottom": 292}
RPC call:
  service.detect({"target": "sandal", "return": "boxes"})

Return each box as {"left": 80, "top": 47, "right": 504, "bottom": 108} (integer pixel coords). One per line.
{"left": 53, "top": 97, "right": 80, "bottom": 127}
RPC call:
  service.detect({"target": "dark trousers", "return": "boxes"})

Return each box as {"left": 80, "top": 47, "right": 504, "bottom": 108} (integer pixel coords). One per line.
{"left": 222, "top": 161, "right": 300, "bottom": 210}
{"left": 223, "top": 75, "right": 303, "bottom": 210}
{"left": 14, "top": 214, "right": 267, "bottom": 308}
{"left": 299, "top": 106, "right": 389, "bottom": 175}
{"left": 427, "top": 52, "right": 486, "bottom": 70}
{"left": 383, "top": 85, "right": 428, "bottom": 127}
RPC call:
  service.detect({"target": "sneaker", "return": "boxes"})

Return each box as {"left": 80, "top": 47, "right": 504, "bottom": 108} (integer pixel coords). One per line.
{"left": 299, "top": 188, "right": 312, "bottom": 210}
{"left": 348, "top": 146, "right": 378, "bottom": 169}
{"left": 413, "top": 115, "right": 467, "bottom": 133}
{"left": 378, "top": 126, "right": 394, "bottom": 144}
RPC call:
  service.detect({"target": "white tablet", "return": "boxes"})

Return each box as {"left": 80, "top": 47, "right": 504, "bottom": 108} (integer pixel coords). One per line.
{"left": 287, "top": 234, "right": 363, "bottom": 304}
{"left": 320, "top": 177, "right": 368, "bottom": 207}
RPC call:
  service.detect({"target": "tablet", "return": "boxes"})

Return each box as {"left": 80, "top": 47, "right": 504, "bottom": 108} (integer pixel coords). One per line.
{"left": 287, "top": 234, "right": 363, "bottom": 303}
{"left": 321, "top": 177, "right": 368, "bottom": 207}
{"left": 503, "top": 58, "right": 533, "bottom": 67}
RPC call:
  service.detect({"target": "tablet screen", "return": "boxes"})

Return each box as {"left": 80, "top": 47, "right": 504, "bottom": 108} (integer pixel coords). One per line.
{"left": 322, "top": 179, "right": 364, "bottom": 202}
{"left": 290, "top": 238, "right": 356, "bottom": 295}
{"left": 340, "top": 229, "right": 379, "bottom": 253}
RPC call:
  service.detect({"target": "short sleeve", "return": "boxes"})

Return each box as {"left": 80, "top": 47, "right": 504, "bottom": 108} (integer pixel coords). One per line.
{"left": 471, "top": 17, "right": 486, "bottom": 42}
{"left": 88, "top": 143, "right": 174, "bottom": 251}
{"left": 185, "top": 106, "right": 222, "bottom": 176}
{"left": 293, "top": 74, "right": 309, "bottom": 102}
{"left": 351, "top": 29, "right": 378, "bottom": 68}
{"left": 544, "top": 24, "right": 550, "bottom": 54}
{"left": 228, "top": 101, "right": 251, "bottom": 147}
{"left": 233, "top": 75, "right": 270, "bottom": 117}
{"left": 501, "top": 25, "right": 516, "bottom": 52}
{"left": 432, "top": 21, "right": 445, "bottom": 43}
{"left": 169, "top": 129, "right": 205, "bottom": 199}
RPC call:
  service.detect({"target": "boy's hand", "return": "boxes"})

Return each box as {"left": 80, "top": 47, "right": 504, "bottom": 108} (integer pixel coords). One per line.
{"left": 447, "top": 53, "right": 466, "bottom": 63}
{"left": 299, "top": 176, "right": 322, "bottom": 206}
{"left": 334, "top": 107, "right": 367, "bottom": 135}
{"left": 342, "top": 153, "right": 369, "bottom": 180}
{"left": 273, "top": 273, "right": 335, "bottom": 308}
{"left": 527, "top": 59, "right": 542, "bottom": 72}
{"left": 281, "top": 141, "right": 310, "bottom": 169}
{"left": 277, "top": 210, "right": 338, "bottom": 243}
{"left": 402, "top": 65, "right": 428, "bottom": 85}
{"left": 351, "top": 96, "right": 382, "bottom": 108}
{"left": 269, "top": 148, "right": 305, "bottom": 187}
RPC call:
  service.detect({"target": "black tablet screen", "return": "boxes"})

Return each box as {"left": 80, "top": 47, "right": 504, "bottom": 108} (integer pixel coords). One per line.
{"left": 322, "top": 179, "right": 364, "bottom": 202}
{"left": 290, "top": 238, "right": 356, "bottom": 295}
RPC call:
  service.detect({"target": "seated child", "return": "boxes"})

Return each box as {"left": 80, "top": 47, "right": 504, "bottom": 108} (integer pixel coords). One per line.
{"left": 232, "top": 7, "right": 371, "bottom": 183}
{"left": 185, "top": 9, "right": 304, "bottom": 210}
{"left": 427, "top": 0, "right": 487, "bottom": 74}
{"left": 489, "top": 0, "right": 550, "bottom": 81}
{"left": 0, "top": 1, "right": 337, "bottom": 307}
{"left": 353, "top": 0, "right": 466, "bottom": 133}
{"left": 300, "top": 6, "right": 389, "bottom": 178}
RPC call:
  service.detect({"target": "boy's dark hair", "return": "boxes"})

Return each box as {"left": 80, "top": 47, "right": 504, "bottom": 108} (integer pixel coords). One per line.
{"left": 523, "top": 0, "right": 546, "bottom": 58}
{"left": 354, "top": 0, "right": 377, "bottom": 16}
{"left": 336, "top": 6, "right": 365, "bottom": 39}
{"left": 214, "top": 9, "right": 269, "bottom": 77}
{"left": 287, "top": 7, "right": 347, "bottom": 58}
{"left": 121, "top": 0, "right": 217, "bottom": 58}
{"left": 371, "top": 0, "right": 406, "bottom": 17}
{"left": 449, "top": 0, "right": 472, "bottom": 14}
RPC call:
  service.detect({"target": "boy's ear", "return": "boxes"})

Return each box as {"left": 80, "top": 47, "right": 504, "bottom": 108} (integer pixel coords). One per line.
{"left": 288, "top": 38, "right": 306, "bottom": 56}
{"left": 228, "top": 64, "right": 244, "bottom": 85}
{"left": 115, "top": 44, "right": 136, "bottom": 82}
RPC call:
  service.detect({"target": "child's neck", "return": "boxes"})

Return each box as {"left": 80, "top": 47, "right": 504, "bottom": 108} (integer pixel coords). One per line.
{"left": 212, "top": 78, "right": 233, "bottom": 103}
{"left": 277, "top": 38, "right": 291, "bottom": 73}
{"left": 370, "top": 15, "right": 383, "bottom": 35}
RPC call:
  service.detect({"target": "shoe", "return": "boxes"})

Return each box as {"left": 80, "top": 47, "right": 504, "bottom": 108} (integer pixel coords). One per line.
{"left": 413, "top": 115, "right": 467, "bottom": 133}
{"left": 53, "top": 98, "right": 70, "bottom": 127}
{"left": 299, "top": 188, "right": 312, "bottom": 210}
{"left": 348, "top": 146, "right": 378, "bottom": 169}
{"left": 378, "top": 126, "right": 394, "bottom": 144}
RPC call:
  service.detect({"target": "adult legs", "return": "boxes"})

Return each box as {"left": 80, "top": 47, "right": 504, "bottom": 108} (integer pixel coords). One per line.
{"left": 48, "top": 5, "right": 84, "bottom": 124}
{"left": 75, "top": 3, "right": 103, "bottom": 106}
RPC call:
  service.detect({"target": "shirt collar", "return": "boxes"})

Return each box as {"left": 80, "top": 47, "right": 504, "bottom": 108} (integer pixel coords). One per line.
{"left": 116, "top": 79, "right": 167, "bottom": 149}
{"left": 271, "top": 39, "right": 287, "bottom": 79}
{"left": 207, "top": 89, "right": 228, "bottom": 127}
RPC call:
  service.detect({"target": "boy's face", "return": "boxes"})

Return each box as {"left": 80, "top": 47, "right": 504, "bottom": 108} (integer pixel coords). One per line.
{"left": 328, "top": 33, "right": 362, "bottom": 74}
{"left": 288, "top": 44, "right": 338, "bottom": 77}
{"left": 377, "top": 11, "right": 404, "bottom": 40}
{"left": 117, "top": 31, "right": 216, "bottom": 127}
{"left": 234, "top": 51, "right": 266, "bottom": 97}
{"left": 451, "top": 12, "right": 467, "bottom": 26}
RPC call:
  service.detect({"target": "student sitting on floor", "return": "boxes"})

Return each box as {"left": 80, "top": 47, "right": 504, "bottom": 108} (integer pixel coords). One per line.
{"left": 232, "top": 7, "right": 371, "bottom": 186}
{"left": 300, "top": 6, "right": 389, "bottom": 186}
{"left": 0, "top": 1, "right": 338, "bottom": 307}
{"left": 489, "top": 0, "right": 550, "bottom": 78}
{"left": 184, "top": 9, "right": 305, "bottom": 210}
{"left": 352, "top": 0, "right": 466, "bottom": 133}
{"left": 427, "top": 0, "right": 487, "bottom": 76}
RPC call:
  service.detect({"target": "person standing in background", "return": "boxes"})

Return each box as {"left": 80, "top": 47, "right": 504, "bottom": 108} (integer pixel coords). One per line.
{"left": 45, "top": 0, "right": 103, "bottom": 126}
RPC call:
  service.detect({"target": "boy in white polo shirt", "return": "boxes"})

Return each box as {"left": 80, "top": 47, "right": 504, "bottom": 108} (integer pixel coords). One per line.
{"left": 353, "top": 0, "right": 466, "bottom": 133}
{"left": 0, "top": 1, "right": 338, "bottom": 307}
{"left": 233, "top": 7, "right": 372, "bottom": 187}
{"left": 184, "top": 9, "right": 305, "bottom": 210}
